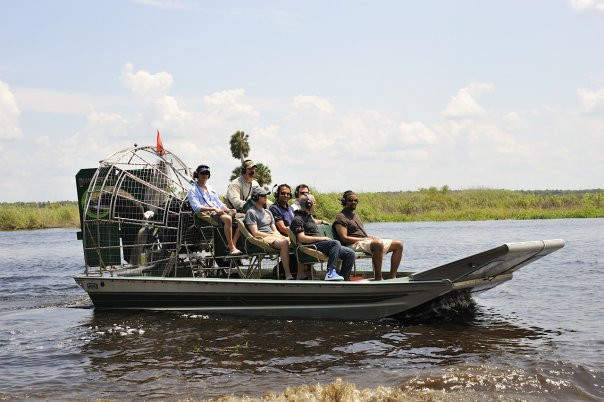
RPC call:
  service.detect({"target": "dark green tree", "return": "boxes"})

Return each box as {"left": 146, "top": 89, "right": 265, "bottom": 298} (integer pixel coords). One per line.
{"left": 254, "top": 163, "right": 272, "bottom": 187}
{"left": 229, "top": 131, "right": 250, "bottom": 164}
{"left": 230, "top": 166, "right": 243, "bottom": 181}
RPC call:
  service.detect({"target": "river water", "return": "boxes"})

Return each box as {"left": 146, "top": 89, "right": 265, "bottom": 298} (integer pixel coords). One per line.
{"left": 0, "top": 219, "right": 602, "bottom": 400}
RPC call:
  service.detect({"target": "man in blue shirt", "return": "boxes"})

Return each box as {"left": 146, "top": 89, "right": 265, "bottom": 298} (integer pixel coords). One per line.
{"left": 187, "top": 165, "right": 242, "bottom": 255}
{"left": 269, "top": 184, "right": 294, "bottom": 236}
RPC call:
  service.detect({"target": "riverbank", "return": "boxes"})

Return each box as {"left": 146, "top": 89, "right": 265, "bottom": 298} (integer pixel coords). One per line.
{"left": 1, "top": 188, "right": 603, "bottom": 230}
{"left": 0, "top": 201, "right": 80, "bottom": 230}
{"left": 314, "top": 187, "right": 604, "bottom": 222}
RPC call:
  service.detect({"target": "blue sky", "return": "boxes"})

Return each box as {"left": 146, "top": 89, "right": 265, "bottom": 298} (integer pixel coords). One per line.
{"left": 1, "top": 0, "right": 603, "bottom": 202}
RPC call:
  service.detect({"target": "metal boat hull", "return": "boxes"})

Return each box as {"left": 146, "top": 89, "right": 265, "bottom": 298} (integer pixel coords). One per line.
{"left": 74, "top": 239, "right": 565, "bottom": 320}
{"left": 73, "top": 276, "right": 454, "bottom": 320}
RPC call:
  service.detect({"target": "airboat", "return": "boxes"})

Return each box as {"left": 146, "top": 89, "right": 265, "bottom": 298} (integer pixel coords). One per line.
{"left": 74, "top": 145, "right": 564, "bottom": 320}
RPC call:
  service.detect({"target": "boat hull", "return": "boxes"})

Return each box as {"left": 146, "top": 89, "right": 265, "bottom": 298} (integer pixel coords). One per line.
{"left": 74, "top": 239, "right": 565, "bottom": 320}
{"left": 74, "top": 276, "right": 454, "bottom": 320}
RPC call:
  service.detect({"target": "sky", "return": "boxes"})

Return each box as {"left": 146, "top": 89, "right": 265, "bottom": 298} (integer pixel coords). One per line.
{"left": 1, "top": 0, "right": 603, "bottom": 202}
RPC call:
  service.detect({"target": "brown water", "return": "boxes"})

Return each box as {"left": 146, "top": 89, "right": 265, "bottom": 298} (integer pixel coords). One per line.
{"left": 0, "top": 219, "right": 602, "bottom": 400}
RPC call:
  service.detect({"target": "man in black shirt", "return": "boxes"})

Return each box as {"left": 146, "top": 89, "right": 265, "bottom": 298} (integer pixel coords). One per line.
{"left": 333, "top": 190, "right": 404, "bottom": 280}
{"left": 290, "top": 194, "right": 354, "bottom": 281}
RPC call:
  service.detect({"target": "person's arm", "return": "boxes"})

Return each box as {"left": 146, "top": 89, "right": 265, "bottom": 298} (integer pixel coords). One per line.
{"left": 334, "top": 223, "right": 362, "bottom": 245}
{"left": 248, "top": 223, "right": 269, "bottom": 238}
{"left": 211, "top": 191, "right": 234, "bottom": 215}
{"left": 297, "top": 231, "right": 329, "bottom": 244}
{"left": 275, "top": 220, "right": 288, "bottom": 236}
{"left": 271, "top": 223, "right": 287, "bottom": 238}
{"left": 245, "top": 211, "right": 266, "bottom": 238}
{"left": 269, "top": 205, "right": 287, "bottom": 235}
{"left": 203, "top": 205, "right": 224, "bottom": 214}
{"left": 187, "top": 188, "right": 203, "bottom": 213}
{"left": 226, "top": 180, "right": 245, "bottom": 211}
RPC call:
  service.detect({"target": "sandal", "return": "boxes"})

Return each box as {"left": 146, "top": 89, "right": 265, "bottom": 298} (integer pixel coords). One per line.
{"left": 229, "top": 248, "right": 243, "bottom": 256}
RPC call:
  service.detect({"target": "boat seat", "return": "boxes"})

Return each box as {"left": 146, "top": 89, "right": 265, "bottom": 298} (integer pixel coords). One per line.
{"left": 287, "top": 227, "right": 328, "bottom": 280}
{"left": 190, "top": 212, "right": 249, "bottom": 278}
{"left": 236, "top": 218, "right": 281, "bottom": 278}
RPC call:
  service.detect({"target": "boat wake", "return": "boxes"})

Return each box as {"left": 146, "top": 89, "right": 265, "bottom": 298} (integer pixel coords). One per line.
{"left": 393, "top": 291, "right": 477, "bottom": 323}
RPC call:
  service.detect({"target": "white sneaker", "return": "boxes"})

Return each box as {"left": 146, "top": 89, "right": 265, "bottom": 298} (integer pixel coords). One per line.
{"left": 325, "top": 269, "right": 344, "bottom": 281}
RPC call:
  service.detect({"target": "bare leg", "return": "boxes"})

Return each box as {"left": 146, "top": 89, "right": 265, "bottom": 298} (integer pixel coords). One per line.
{"left": 232, "top": 227, "right": 240, "bottom": 245}
{"left": 274, "top": 238, "right": 293, "bottom": 279}
{"left": 369, "top": 240, "right": 385, "bottom": 280}
{"left": 220, "top": 215, "right": 238, "bottom": 252}
{"left": 388, "top": 240, "right": 404, "bottom": 279}
{"left": 296, "top": 261, "right": 306, "bottom": 279}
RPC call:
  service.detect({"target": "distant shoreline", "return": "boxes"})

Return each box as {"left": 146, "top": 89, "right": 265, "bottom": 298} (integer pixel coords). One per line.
{"left": 1, "top": 188, "right": 603, "bottom": 231}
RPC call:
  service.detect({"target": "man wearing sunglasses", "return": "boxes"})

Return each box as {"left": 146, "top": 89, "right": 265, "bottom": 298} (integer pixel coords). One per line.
{"left": 269, "top": 184, "right": 294, "bottom": 236}
{"left": 188, "top": 164, "right": 242, "bottom": 255}
{"left": 226, "top": 159, "right": 262, "bottom": 213}
{"left": 291, "top": 194, "right": 355, "bottom": 281}
{"left": 333, "top": 191, "right": 404, "bottom": 280}
{"left": 291, "top": 184, "right": 310, "bottom": 212}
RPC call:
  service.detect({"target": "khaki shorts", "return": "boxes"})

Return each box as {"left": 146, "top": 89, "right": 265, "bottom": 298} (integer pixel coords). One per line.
{"left": 207, "top": 211, "right": 237, "bottom": 227}
{"left": 350, "top": 238, "right": 393, "bottom": 255}
{"left": 257, "top": 234, "right": 290, "bottom": 249}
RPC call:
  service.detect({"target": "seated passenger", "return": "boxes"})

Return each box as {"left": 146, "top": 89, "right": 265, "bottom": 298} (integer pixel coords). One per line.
{"left": 225, "top": 159, "right": 261, "bottom": 213}
{"left": 245, "top": 187, "right": 294, "bottom": 280}
{"left": 291, "top": 184, "right": 310, "bottom": 212}
{"left": 188, "top": 164, "right": 242, "bottom": 255}
{"left": 269, "top": 184, "right": 294, "bottom": 236}
{"left": 290, "top": 194, "right": 355, "bottom": 281}
{"left": 333, "top": 191, "right": 404, "bottom": 280}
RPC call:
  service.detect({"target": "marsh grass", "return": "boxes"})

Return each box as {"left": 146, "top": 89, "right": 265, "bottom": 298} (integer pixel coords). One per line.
{"left": 313, "top": 187, "right": 604, "bottom": 222}
{"left": 0, "top": 201, "right": 80, "bottom": 230}
{"left": 1, "top": 188, "right": 603, "bottom": 230}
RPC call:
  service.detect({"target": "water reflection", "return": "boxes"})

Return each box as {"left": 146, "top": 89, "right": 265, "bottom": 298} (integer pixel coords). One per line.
{"left": 77, "top": 304, "right": 554, "bottom": 397}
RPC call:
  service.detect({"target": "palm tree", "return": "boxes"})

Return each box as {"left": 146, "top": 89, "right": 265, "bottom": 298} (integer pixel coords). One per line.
{"left": 255, "top": 163, "right": 272, "bottom": 187}
{"left": 229, "top": 131, "right": 250, "bottom": 164}
{"left": 230, "top": 166, "right": 243, "bottom": 182}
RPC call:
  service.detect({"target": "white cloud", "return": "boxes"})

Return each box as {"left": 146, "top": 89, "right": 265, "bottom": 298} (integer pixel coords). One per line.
{"left": 13, "top": 88, "right": 100, "bottom": 115}
{"left": 577, "top": 86, "right": 604, "bottom": 114}
{"left": 203, "top": 89, "right": 259, "bottom": 120}
{"left": 569, "top": 0, "right": 604, "bottom": 13}
{"left": 119, "top": 63, "right": 194, "bottom": 132}
{"left": 399, "top": 121, "right": 436, "bottom": 145}
{"left": 3, "top": 60, "right": 604, "bottom": 202}
{"left": 292, "top": 95, "right": 334, "bottom": 114}
{"left": 0, "top": 80, "right": 23, "bottom": 140}
{"left": 442, "top": 82, "right": 494, "bottom": 118}
{"left": 120, "top": 63, "right": 174, "bottom": 97}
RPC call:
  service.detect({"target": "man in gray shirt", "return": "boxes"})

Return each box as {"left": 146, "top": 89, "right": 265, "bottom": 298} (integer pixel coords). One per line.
{"left": 245, "top": 187, "right": 294, "bottom": 280}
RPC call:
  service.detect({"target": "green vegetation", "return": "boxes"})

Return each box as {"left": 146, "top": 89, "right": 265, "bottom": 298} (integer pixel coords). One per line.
{"left": 2, "top": 188, "right": 603, "bottom": 231}
{"left": 312, "top": 187, "right": 604, "bottom": 222}
{"left": 0, "top": 201, "right": 80, "bottom": 231}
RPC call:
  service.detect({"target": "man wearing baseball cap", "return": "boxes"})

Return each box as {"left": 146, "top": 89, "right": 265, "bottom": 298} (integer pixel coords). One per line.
{"left": 245, "top": 187, "right": 295, "bottom": 280}
{"left": 188, "top": 164, "right": 242, "bottom": 255}
{"left": 225, "top": 159, "right": 261, "bottom": 213}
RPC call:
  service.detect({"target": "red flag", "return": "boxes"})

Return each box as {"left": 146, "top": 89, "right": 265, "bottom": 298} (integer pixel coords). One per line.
{"left": 156, "top": 130, "right": 165, "bottom": 156}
